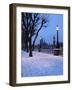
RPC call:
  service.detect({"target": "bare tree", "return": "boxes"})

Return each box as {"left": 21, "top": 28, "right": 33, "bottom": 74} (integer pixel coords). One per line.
{"left": 22, "top": 12, "right": 48, "bottom": 56}
{"left": 32, "top": 15, "right": 47, "bottom": 49}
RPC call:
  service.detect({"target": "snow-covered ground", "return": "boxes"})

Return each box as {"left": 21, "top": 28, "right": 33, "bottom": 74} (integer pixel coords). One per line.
{"left": 21, "top": 51, "right": 63, "bottom": 77}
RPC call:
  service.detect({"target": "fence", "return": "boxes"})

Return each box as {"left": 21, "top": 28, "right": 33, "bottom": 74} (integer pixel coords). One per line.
{"left": 34, "top": 47, "right": 63, "bottom": 56}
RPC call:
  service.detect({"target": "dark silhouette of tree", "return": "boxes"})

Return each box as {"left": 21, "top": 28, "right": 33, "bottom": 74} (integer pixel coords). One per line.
{"left": 32, "top": 15, "right": 48, "bottom": 49}
{"left": 22, "top": 13, "right": 33, "bottom": 56}
{"left": 22, "top": 12, "right": 48, "bottom": 56}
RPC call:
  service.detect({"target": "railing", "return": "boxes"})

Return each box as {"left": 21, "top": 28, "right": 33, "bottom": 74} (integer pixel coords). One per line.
{"left": 34, "top": 47, "right": 63, "bottom": 56}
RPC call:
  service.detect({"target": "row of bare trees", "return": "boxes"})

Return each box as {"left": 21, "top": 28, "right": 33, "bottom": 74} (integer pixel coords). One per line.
{"left": 22, "top": 12, "right": 48, "bottom": 56}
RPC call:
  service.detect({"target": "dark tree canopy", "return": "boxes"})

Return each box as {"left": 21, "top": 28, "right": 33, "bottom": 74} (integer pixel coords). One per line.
{"left": 22, "top": 12, "right": 48, "bottom": 56}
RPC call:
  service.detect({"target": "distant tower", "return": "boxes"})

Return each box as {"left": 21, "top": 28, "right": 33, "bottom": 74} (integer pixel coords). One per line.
{"left": 53, "top": 36, "right": 55, "bottom": 47}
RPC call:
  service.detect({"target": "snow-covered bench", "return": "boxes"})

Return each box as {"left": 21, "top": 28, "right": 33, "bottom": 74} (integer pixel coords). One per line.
{"left": 53, "top": 48, "right": 63, "bottom": 56}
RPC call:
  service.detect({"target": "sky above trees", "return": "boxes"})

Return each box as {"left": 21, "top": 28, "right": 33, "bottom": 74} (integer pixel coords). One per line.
{"left": 32, "top": 14, "right": 63, "bottom": 45}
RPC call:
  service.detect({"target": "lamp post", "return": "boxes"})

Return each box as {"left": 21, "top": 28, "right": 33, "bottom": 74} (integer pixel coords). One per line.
{"left": 53, "top": 24, "right": 60, "bottom": 55}
{"left": 53, "top": 36, "right": 55, "bottom": 47}
{"left": 56, "top": 24, "right": 59, "bottom": 48}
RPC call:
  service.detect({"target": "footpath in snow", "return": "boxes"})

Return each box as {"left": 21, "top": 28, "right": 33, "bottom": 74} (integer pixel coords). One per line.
{"left": 21, "top": 51, "right": 63, "bottom": 77}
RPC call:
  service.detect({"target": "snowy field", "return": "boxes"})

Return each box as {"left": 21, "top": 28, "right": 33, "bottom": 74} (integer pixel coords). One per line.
{"left": 21, "top": 51, "right": 63, "bottom": 77}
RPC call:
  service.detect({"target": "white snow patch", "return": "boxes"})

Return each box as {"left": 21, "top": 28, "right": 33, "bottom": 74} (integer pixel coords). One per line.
{"left": 21, "top": 51, "right": 63, "bottom": 77}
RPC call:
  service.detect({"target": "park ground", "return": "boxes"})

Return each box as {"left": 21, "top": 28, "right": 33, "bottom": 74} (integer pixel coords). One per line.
{"left": 21, "top": 51, "right": 63, "bottom": 77}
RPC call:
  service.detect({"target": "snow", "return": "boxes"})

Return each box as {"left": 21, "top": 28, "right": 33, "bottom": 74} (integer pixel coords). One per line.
{"left": 21, "top": 51, "right": 63, "bottom": 77}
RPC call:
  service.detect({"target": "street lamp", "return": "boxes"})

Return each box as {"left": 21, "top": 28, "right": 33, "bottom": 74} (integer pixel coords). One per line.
{"left": 56, "top": 24, "right": 59, "bottom": 48}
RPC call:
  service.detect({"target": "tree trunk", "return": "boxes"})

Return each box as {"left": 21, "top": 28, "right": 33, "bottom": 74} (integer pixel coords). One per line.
{"left": 32, "top": 24, "right": 43, "bottom": 50}
{"left": 32, "top": 30, "right": 39, "bottom": 50}
{"left": 25, "top": 41, "right": 28, "bottom": 52}
{"left": 25, "top": 31, "right": 29, "bottom": 52}
{"left": 29, "top": 37, "right": 32, "bottom": 57}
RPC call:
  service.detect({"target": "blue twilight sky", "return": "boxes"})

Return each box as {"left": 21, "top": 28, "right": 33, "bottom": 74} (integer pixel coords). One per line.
{"left": 32, "top": 13, "right": 63, "bottom": 45}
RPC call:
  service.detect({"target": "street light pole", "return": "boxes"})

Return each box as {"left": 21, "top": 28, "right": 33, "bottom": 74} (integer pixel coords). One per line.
{"left": 56, "top": 24, "right": 59, "bottom": 48}
{"left": 53, "top": 24, "right": 60, "bottom": 55}
{"left": 57, "top": 30, "right": 59, "bottom": 46}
